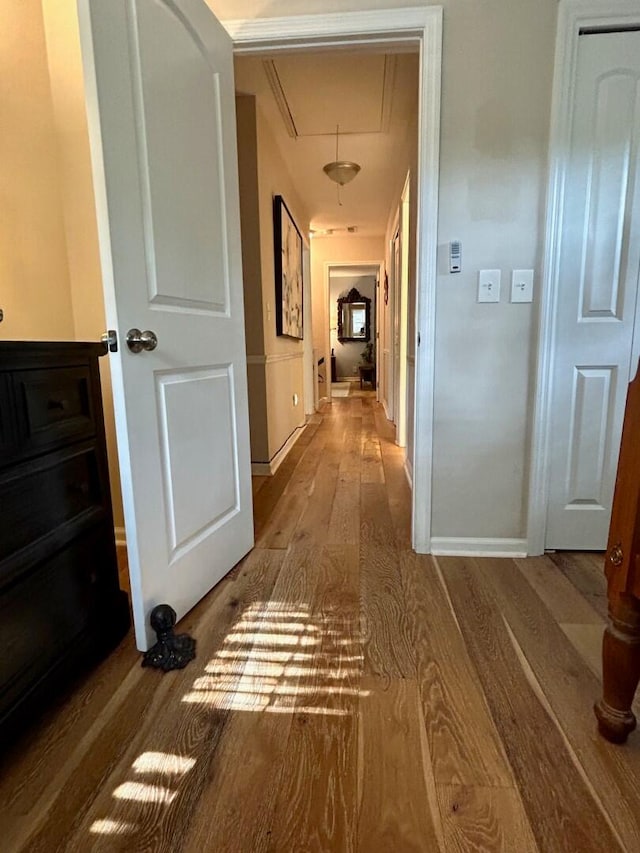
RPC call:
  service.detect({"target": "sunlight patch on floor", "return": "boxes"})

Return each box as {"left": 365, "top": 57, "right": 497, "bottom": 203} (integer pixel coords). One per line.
{"left": 89, "top": 598, "right": 364, "bottom": 840}
{"left": 112, "top": 781, "right": 177, "bottom": 805}
{"left": 181, "top": 600, "right": 364, "bottom": 716}
{"left": 90, "top": 818, "right": 138, "bottom": 836}
{"left": 132, "top": 752, "right": 196, "bottom": 776}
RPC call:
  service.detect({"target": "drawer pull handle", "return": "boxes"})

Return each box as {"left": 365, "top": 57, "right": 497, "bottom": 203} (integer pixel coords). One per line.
{"left": 47, "top": 399, "right": 68, "bottom": 411}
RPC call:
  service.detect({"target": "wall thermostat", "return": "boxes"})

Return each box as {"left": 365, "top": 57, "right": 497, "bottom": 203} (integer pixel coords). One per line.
{"left": 449, "top": 240, "right": 462, "bottom": 273}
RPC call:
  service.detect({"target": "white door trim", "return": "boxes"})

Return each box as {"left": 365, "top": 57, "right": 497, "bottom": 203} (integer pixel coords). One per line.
{"left": 527, "top": 0, "right": 640, "bottom": 555}
{"left": 386, "top": 215, "right": 400, "bottom": 423}
{"left": 224, "top": 7, "right": 442, "bottom": 553}
{"left": 397, "top": 171, "right": 411, "bottom": 449}
{"left": 302, "top": 244, "right": 315, "bottom": 416}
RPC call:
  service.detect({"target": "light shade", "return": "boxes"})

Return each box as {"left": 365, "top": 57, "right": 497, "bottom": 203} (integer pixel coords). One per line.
{"left": 322, "top": 160, "right": 361, "bottom": 186}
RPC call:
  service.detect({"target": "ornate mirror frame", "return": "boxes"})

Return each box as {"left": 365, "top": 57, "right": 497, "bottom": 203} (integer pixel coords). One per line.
{"left": 337, "top": 287, "right": 371, "bottom": 343}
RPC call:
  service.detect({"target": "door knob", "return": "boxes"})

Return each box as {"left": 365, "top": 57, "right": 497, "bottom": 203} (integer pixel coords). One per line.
{"left": 126, "top": 328, "right": 158, "bottom": 353}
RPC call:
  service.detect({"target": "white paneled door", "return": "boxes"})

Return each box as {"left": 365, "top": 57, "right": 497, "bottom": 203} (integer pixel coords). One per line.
{"left": 79, "top": 0, "right": 253, "bottom": 649}
{"left": 546, "top": 31, "right": 640, "bottom": 550}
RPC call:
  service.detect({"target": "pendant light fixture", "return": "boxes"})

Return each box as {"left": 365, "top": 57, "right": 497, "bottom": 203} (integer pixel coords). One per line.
{"left": 323, "top": 125, "right": 361, "bottom": 205}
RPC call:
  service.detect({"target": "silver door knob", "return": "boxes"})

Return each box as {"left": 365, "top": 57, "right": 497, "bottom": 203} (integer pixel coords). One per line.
{"left": 126, "top": 328, "right": 158, "bottom": 353}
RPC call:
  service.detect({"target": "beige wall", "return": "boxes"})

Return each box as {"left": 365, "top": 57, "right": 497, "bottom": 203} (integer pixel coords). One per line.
{"left": 255, "top": 103, "right": 309, "bottom": 459}
{"left": 236, "top": 96, "right": 270, "bottom": 462}
{"left": 0, "top": 0, "right": 74, "bottom": 341}
{"left": 236, "top": 95, "right": 310, "bottom": 462}
{"left": 213, "top": 0, "right": 557, "bottom": 543}
{"left": 236, "top": 96, "right": 265, "bottom": 359}
{"left": 41, "top": 0, "right": 124, "bottom": 530}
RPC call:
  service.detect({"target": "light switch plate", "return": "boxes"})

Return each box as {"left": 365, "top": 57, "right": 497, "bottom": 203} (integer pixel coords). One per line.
{"left": 478, "top": 269, "right": 501, "bottom": 303}
{"left": 511, "top": 269, "right": 534, "bottom": 303}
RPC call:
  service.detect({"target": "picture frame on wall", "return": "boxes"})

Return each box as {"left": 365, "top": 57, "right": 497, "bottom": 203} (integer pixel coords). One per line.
{"left": 273, "top": 195, "right": 303, "bottom": 340}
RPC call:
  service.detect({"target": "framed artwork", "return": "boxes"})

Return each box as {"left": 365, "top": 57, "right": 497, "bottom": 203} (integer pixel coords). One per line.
{"left": 273, "top": 195, "right": 303, "bottom": 339}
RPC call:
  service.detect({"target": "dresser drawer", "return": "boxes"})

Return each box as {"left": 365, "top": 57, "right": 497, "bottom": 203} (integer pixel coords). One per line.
{"left": 0, "top": 445, "right": 106, "bottom": 574}
{"left": 0, "top": 374, "right": 16, "bottom": 457}
{"left": 0, "top": 525, "right": 119, "bottom": 714}
{"left": 0, "top": 341, "right": 129, "bottom": 741}
{"left": 13, "top": 366, "right": 96, "bottom": 453}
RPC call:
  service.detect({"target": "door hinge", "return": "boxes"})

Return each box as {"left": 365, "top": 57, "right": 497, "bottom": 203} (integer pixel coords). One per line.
{"left": 417, "top": 332, "right": 421, "bottom": 346}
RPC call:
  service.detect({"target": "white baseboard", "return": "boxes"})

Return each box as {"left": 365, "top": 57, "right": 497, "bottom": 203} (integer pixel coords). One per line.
{"left": 317, "top": 395, "right": 329, "bottom": 409}
{"left": 404, "top": 456, "right": 413, "bottom": 489}
{"left": 430, "top": 537, "right": 528, "bottom": 558}
{"left": 251, "top": 424, "right": 306, "bottom": 476}
{"left": 114, "top": 526, "right": 127, "bottom": 547}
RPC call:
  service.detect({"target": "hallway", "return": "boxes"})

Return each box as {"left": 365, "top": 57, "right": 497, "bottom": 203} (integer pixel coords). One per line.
{"left": 1, "top": 396, "right": 640, "bottom": 851}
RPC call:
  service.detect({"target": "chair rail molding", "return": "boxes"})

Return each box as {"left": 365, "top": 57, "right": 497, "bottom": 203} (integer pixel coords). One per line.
{"left": 246, "top": 352, "right": 303, "bottom": 366}
{"left": 224, "top": 9, "right": 443, "bottom": 552}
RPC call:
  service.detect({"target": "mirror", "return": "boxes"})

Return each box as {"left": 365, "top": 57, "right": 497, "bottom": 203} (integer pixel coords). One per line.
{"left": 337, "top": 288, "right": 371, "bottom": 342}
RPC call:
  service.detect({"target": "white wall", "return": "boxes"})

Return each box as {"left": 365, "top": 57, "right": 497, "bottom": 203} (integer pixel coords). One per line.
{"left": 212, "top": 0, "right": 558, "bottom": 543}
{"left": 431, "top": 0, "right": 555, "bottom": 540}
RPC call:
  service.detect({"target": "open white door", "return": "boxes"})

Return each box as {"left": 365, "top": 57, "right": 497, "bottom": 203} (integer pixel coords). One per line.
{"left": 546, "top": 31, "right": 640, "bottom": 550}
{"left": 78, "top": 0, "right": 253, "bottom": 649}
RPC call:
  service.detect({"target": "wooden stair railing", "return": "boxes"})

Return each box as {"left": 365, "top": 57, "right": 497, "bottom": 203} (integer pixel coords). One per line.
{"left": 595, "top": 357, "right": 640, "bottom": 744}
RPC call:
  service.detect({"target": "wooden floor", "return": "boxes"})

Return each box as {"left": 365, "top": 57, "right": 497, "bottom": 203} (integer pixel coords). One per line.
{"left": 2, "top": 391, "right": 640, "bottom": 852}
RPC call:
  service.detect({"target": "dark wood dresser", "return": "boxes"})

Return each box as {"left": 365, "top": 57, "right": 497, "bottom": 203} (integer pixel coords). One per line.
{"left": 0, "top": 341, "right": 130, "bottom": 740}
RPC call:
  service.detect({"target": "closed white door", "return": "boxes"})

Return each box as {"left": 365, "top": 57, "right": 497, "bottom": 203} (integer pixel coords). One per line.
{"left": 546, "top": 31, "right": 640, "bottom": 550}
{"left": 78, "top": 0, "right": 253, "bottom": 649}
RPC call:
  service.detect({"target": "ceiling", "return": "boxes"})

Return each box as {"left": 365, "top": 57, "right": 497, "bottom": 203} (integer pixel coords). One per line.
{"left": 234, "top": 49, "right": 419, "bottom": 238}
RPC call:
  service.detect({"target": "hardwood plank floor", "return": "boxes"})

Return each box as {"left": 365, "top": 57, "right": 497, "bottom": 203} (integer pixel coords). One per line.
{"left": 2, "top": 391, "right": 640, "bottom": 851}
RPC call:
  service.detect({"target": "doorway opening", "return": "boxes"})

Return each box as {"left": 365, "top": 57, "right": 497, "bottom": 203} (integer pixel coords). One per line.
{"left": 233, "top": 41, "right": 421, "bottom": 504}
{"left": 328, "top": 263, "right": 381, "bottom": 399}
{"left": 9, "top": 5, "right": 440, "bottom": 653}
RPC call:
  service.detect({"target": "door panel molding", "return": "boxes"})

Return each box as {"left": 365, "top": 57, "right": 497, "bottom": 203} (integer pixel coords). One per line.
{"left": 155, "top": 365, "right": 239, "bottom": 559}
{"left": 224, "top": 8, "right": 443, "bottom": 553}
{"left": 565, "top": 366, "right": 615, "bottom": 508}
{"left": 528, "top": 0, "right": 640, "bottom": 555}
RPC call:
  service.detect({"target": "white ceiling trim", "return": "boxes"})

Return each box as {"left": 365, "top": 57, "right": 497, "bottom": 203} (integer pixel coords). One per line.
{"left": 262, "top": 61, "right": 297, "bottom": 137}
{"left": 223, "top": 7, "right": 436, "bottom": 52}
{"left": 380, "top": 55, "right": 396, "bottom": 133}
